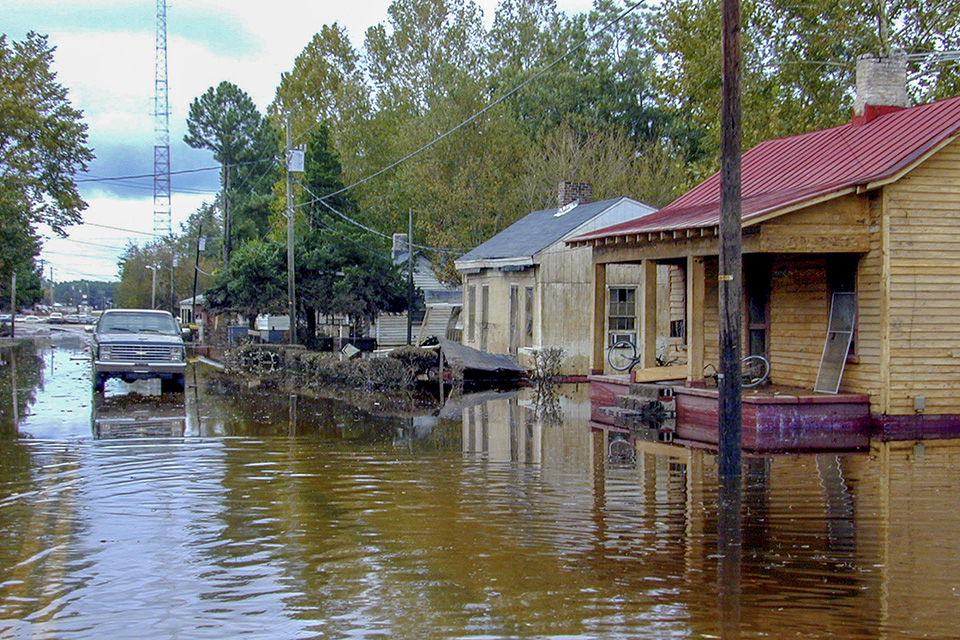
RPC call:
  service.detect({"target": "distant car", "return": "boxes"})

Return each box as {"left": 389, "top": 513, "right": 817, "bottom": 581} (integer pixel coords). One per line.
{"left": 91, "top": 309, "right": 187, "bottom": 393}
{"left": 47, "top": 312, "right": 65, "bottom": 324}
{"left": 64, "top": 314, "right": 80, "bottom": 323}
{"left": 0, "top": 314, "right": 11, "bottom": 322}
{"left": 22, "top": 315, "right": 41, "bottom": 323}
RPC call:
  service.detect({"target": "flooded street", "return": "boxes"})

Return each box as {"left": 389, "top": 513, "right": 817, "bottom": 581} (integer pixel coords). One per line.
{"left": 2, "top": 337, "right": 960, "bottom": 639}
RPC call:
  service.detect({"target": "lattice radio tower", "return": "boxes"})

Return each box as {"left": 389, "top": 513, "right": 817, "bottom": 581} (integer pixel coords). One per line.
{"left": 153, "top": 0, "right": 171, "bottom": 237}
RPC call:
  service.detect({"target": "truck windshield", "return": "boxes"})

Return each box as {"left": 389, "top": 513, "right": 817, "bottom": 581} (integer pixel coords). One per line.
{"left": 99, "top": 313, "right": 180, "bottom": 336}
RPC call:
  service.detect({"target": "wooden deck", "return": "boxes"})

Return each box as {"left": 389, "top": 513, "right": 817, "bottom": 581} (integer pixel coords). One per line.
{"left": 589, "top": 375, "right": 874, "bottom": 452}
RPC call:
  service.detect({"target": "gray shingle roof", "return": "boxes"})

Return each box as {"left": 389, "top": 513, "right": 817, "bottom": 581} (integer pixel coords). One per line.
{"left": 456, "top": 198, "right": 626, "bottom": 262}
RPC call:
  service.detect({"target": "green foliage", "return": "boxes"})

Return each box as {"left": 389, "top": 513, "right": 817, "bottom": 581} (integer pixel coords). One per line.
{"left": 0, "top": 32, "right": 93, "bottom": 281}
{"left": 0, "top": 264, "right": 42, "bottom": 311}
{"left": 205, "top": 238, "right": 287, "bottom": 321}
{"left": 653, "top": 0, "right": 960, "bottom": 173}
{"left": 53, "top": 280, "right": 116, "bottom": 310}
{"left": 184, "top": 81, "right": 280, "bottom": 256}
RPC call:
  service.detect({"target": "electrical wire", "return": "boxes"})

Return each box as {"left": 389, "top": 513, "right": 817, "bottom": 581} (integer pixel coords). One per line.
{"left": 300, "top": 0, "right": 649, "bottom": 207}
{"left": 296, "top": 178, "right": 467, "bottom": 254}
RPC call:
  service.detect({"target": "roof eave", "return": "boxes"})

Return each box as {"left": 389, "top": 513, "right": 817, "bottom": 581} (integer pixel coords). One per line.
{"left": 454, "top": 256, "right": 535, "bottom": 272}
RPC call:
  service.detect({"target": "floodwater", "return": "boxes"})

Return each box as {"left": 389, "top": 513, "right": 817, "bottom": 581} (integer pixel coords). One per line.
{"left": 1, "top": 337, "right": 959, "bottom": 639}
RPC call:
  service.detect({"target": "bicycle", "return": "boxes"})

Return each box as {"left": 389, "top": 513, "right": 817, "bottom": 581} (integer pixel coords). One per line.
{"left": 703, "top": 354, "right": 770, "bottom": 388}
{"left": 607, "top": 340, "right": 680, "bottom": 372}
{"left": 607, "top": 339, "right": 642, "bottom": 372}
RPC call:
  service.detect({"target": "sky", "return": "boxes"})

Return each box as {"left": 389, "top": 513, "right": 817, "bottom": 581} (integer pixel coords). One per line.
{"left": 6, "top": 0, "right": 596, "bottom": 283}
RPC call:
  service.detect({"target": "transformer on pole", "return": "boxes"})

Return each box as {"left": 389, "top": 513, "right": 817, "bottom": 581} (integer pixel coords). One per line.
{"left": 153, "top": 0, "right": 172, "bottom": 238}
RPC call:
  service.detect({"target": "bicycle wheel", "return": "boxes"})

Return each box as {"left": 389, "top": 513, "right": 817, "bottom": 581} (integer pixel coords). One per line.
{"left": 608, "top": 340, "right": 639, "bottom": 371}
{"left": 741, "top": 355, "right": 770, "bottom": 388}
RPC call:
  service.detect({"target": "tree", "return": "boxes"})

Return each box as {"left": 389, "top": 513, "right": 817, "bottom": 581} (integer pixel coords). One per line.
{"left": 184, "top": 81, "right": 280, "bottom": 261}
{"left": 270, "top": 24, "right": 370, "bottom": 153}
{"left": 651, "top": 0, "right": 960, "bottom": 173}
{"left": 294, "top": 124, "right": 407, "bottom": 341}
{"left": 204, "top": 238, "right": 287, "bottom": 326}
{"left": 0, "top": 33, "right": 93, "bottom": 290}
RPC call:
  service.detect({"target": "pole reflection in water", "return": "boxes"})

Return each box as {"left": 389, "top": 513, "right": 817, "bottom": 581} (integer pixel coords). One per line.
{"left": 7, "top": 341, "right": 960, "bottom": 639}
{"left": 717, "top": 473, "right": 743, "bottom": 640}
{"left": 9, "top": 348, "right": 17, "bottom": 428}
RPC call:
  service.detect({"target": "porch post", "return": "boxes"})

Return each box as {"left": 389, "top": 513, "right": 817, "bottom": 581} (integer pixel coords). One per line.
{"left": 686, "top": 255, "right": 706, "bottom": 382}
{"left": 641, "top": 259, "right": 658, "bottom": 369}
{"left": 592, "top": 262, "right": 607, "bottom": 372}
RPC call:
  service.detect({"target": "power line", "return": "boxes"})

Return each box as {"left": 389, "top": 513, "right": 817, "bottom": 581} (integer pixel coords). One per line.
{"left": 296, "top": 179, "right": 467, "bottom": 254}
{"left": 83, "top": 222, "right": 160, "bottom": 236}
{"left": 72, "top": 157, "right": 275, "bottom": 184}
{"left": 302, "top": 0, "right": 649, "bottom": 206}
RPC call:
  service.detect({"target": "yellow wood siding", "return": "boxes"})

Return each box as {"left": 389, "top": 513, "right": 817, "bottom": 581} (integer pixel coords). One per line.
{"left": 844, "top": 193, "right": 883, "bottom": 407}
{"left": 768, "top": 255, "right": 828, "bottom": 388}
{"left": 883, "top": 137, "right": 960, "bottom": 415}
{"left": 702, "top": 257, "right": 719, "bottom": 370}
{"left": 757, "top": 196, "right": 871, "bottom": 253}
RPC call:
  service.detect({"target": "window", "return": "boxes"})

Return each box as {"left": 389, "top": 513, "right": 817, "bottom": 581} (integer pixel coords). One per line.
{"left": 467, "top": 285, "right": 476, "bottom": 343}
{"left": 480, "top": 285, "right": 489, "bottom": 351}
{"left": 607, "top": 287, "right": 637, "bottom": 346}
{"left": 669, "top": 319, "right": 685, "bottom": 339}
{"left": 508, "top": 284, "right": 519, "bottom": 355}
{"left": 524, "top": 286, "right": 534, "bottom": 346}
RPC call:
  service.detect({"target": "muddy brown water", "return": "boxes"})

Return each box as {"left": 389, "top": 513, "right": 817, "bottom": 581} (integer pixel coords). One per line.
{"left": 1, "top": 338, "right": 959, "bottom": 639}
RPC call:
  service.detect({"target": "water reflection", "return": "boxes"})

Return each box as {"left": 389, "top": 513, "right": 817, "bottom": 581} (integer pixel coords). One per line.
{"left": 2, "top": 340, "right": 960, "bottom": 638}
{"left": 91, "top": 392, "right": 188, "bottom": 439}
{"left": 0, "top": 342, "right": 45, "bottom": 436}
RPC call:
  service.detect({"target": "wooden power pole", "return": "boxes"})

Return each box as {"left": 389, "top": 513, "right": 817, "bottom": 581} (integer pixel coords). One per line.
{"left": 286, "top": 113, "right": 297, "bottom": 345}
{"left": 718, "top": 0, "right": 743, "bottom": 479}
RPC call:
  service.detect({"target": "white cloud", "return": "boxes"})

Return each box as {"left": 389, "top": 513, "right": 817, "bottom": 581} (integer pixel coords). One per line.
{"left": 17, "top": 0, "right": 598, "bottom": 281}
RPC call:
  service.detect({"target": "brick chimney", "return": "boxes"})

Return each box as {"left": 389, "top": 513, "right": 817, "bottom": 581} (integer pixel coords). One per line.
{"left": 853, "top": 51, "right": 909, "bottom": 125}
{"left": 557, "top": 181, "right": 593, "bottom": 208}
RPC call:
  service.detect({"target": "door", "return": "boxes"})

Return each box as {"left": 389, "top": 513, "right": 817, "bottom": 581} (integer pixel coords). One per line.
{"left": 744, "top": 256, "right": 771, "bottom": 358}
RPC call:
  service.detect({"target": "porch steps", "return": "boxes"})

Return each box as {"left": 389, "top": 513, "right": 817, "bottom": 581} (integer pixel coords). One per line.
{"left": 599, "top": 383, "right": 677, "bottom": 442}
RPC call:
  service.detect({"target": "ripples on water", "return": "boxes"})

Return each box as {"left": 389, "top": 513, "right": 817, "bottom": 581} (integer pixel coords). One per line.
{"left": 1, "top": 342, "right": 960, "bottom": 639}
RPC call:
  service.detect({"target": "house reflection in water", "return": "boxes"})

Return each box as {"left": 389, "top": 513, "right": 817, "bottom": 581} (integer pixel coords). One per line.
{"left": 453, "top": 384, "right": 960, "bottom": 637}
{"left": 454, "top": 384, "right": 594, "bottom": 469}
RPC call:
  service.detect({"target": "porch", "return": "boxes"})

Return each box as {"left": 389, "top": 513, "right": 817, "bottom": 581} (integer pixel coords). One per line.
{"left": 589, "top": 374, "right": 874, "bottom": 452}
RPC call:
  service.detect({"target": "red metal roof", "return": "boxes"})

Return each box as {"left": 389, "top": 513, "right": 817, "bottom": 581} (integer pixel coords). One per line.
{"left": 574, "top": 95, "right": 960, "bottom": 243}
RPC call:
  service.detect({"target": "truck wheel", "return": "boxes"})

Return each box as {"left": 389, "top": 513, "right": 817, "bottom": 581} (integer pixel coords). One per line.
{"left": 93, "top": 373, "right": 107, "bottom": 393}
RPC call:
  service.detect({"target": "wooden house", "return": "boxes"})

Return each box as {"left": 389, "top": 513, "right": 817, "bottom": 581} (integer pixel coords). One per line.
{"left": 455, "top": 183, "right": 657, "bottom": 376}
{"left": 571, "top": 53, "right": 960, "bottom": 446}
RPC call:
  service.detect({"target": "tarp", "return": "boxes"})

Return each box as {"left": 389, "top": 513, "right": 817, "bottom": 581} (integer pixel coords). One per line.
{"left": 438, "top": 338, "right": 525, "bottom": 375}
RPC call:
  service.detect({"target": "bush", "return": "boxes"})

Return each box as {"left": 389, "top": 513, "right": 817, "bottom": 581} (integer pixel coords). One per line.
{"left": 289, "top": 350, "right": 417, "bottom": 391}
{"left": 388, "top": 346, "right": 438, "bottom": 378}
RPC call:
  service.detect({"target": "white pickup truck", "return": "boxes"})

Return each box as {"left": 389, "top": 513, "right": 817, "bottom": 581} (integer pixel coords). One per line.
{"left": 91, "top": 309, "right": 187, "bottom": 393}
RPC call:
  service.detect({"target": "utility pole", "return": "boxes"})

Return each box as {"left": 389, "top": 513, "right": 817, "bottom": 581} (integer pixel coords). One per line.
{"left": 170, "top": 254, "right": 177, "bottom": 315}
{"left": 719, "top": 0, "right": 744, "bottom": 479}
{"left": 147, "top": 265, "right": 158, "bottom": 309}
{"left": 9, "top": 272, "right": 16, "bottom": 338}
{"left": 286, "top": 113, "right": 297, "bottom": 345}
{"left": 406, "top": 209, "right": 414, "bottom": 346}
{"left": 191, "top": 224, "right": 202, "bottom": 326}
{"left": 222, "top": 167, "right": 231, "bottom": 266}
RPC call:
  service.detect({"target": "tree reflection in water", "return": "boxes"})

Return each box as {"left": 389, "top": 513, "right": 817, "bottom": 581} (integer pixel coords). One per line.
{"left": 0, "top": 342, "right": 45, "bottom": 436}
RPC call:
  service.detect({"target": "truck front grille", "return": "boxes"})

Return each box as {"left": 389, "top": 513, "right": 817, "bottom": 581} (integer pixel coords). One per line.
{"left": 101, "top": 345, "right": 181, "bottom": 361}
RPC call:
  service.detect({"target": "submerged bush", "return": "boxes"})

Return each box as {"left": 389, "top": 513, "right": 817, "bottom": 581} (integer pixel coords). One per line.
{"left": 287, "top": 348, "right": 430, "bottom": 391}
